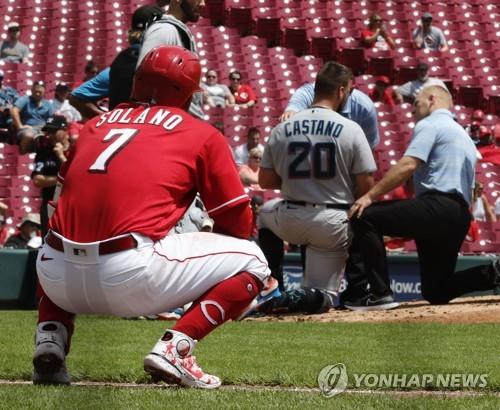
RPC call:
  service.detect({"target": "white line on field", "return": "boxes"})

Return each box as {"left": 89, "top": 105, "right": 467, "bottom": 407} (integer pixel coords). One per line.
{"left": 0, "top": 379, "right": 498, "bottom": 397}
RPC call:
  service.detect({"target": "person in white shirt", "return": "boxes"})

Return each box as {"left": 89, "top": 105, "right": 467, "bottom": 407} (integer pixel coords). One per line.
{"left": 233, "top": 127, "right": 264, "bottom": 166}
{"left": 50, "top": 83, "right": 81, "bottom": 123}
{"left": 472, "top": 182, "right": 497, "bottom": 222}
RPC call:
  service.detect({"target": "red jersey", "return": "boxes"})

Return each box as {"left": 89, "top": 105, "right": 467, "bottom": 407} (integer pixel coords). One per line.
{"left": 50, "top": 103, "right": 250, "bottom": 242}
{"left": 369, "top": 88, "right": 395, "bottom": 106}
{"left": 232, "top": 84, "right": 256, "bottom": 104}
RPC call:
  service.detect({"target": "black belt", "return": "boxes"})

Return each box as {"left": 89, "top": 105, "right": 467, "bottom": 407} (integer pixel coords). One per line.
{"left": 46, "top": 231, "right": 138, "bottom": 255}
{"left": 286, "top": 200, "right": 351, "bottom": 210}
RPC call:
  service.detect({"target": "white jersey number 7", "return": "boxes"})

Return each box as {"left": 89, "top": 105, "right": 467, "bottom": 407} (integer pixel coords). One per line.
{"left": 89, "top": 128, "right": 139, "bottom": 173}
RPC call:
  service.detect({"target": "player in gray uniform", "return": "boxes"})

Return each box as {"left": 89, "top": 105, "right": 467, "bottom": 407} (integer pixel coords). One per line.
{"left": 258, "top": 62, "right": 376, "bottom": 304}
{"left": 137, "top": 0, "right": 204, "bottom": 120}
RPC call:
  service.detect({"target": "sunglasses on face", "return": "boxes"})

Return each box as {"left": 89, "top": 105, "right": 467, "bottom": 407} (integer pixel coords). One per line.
{"left": 251, "top": 155, "right": 262, "bottom": 160}
{"left": 230, "top": 77, "right": 241, "bottom": 81}
{"left": 206, "top": 75, "right": 217, "bottom": 79}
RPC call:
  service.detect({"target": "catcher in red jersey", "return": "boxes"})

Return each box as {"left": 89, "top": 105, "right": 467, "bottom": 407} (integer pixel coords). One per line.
{"left": 33, "top": 46, "right": 272, "bottom": 389}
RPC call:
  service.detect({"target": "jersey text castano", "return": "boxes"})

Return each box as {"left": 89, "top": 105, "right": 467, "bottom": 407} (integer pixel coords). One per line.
{"left": 284, "top": 119, "right": 344, "bottom": 139}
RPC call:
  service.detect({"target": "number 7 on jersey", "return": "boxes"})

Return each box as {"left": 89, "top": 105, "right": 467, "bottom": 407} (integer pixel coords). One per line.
{"left": 89, "top": 129, "right": 139, "bottom": 173}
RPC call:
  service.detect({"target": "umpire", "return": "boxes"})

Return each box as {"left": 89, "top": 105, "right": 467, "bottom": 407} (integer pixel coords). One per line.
{"left": 348, "top": 85, "right": 499, "bottom": 306}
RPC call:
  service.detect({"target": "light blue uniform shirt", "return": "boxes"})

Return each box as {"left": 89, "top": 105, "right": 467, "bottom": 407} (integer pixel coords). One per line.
{"left": 72, "top": 68, "right": 110, "bottom": 101}
{"left": 405, "top": 109, "right": 477, "bottom": 205}
{"left": 285, "top": 83, "right": 379, "bottom": 148}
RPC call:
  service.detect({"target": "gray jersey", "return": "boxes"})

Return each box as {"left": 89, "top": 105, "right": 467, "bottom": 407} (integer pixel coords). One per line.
{"left": 138, "top": 16, "right": 203, "bottom": 119}
{"left": 261, "top": 107, "right": 376, "bottom": 204}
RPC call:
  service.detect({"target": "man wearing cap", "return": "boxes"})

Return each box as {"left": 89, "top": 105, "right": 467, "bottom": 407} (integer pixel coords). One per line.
{"left": 412, "top": 13, "right": 448, "bottom": 52}
{"left": 4, "top": 213, "right": 41, "bottom": 249}
{"left": 11, "top": 81, "right": 54, "bottom": 154}
{"left": 369, "top": 76, "right": 395, "bottom": 106}
{"left": 0, "top": 22, "right": 29, "bottom": 63}
{"left": 109, "top": 5, "right": 163, "bottom": 110}
{"left": 50, "top": 83, "right": 81, "bottom": 124}
{"left": 0, "top": 69, "right": 19, "bottom": 130}
{"left": 393, "top": 62, "right": 448, "bottom": 104}
{"left": 31, "top": 115, "right": 70, "bottom": 235}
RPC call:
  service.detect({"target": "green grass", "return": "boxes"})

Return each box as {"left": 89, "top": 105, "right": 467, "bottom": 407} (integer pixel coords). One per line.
{"left": 0, "top": 312, "right": 499, "bottom": 409}
{"left": 0, "top": 385, "right": 499, "bottom": 410}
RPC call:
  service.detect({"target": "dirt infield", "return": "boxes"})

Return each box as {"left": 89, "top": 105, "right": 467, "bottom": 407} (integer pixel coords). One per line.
{"left": 249, "top": 295, "right": 500, "bottom": 324}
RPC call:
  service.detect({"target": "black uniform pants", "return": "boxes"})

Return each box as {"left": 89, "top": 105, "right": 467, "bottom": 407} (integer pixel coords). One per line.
{"left": 350, "top": 191, "right": 497, "bottom": 304}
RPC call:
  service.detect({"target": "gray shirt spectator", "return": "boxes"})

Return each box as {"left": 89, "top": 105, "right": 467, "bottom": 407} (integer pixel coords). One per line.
{"left": 0, "top": 22, "right": 29, "bottom": 63}
{"left": 201, "top": 70, "right": 235, "bottom": 108}
{"left": 137, "top": 2, "right": 205, "bottom": 119}
{"left": 393, "top": 62, "right": 447, "bottom": 104}
{"left": 412, "top": 13, "right": 448, "bottom": 51}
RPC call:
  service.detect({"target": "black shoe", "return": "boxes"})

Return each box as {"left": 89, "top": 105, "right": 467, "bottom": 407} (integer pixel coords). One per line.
{"left": 344, "top": 293, "right": 399, "bottom": 311}
{"left": 258, "top": 288, "right": 333, "bottom": 315}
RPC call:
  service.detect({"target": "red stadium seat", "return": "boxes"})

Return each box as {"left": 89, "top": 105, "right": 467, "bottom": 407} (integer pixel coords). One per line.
{"left": 339, "top": 48, "right": 366, "bottom": 76}
{"left": 457, "top": 86, "right": 485, "bottom": 109}
{"left": 281, "top": 19, "right": 308, "bottom": 56}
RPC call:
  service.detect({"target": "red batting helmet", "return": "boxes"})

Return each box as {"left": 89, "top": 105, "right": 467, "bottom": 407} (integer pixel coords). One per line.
{"left": 131, "top": 45, "right": 201, "bottom": 108}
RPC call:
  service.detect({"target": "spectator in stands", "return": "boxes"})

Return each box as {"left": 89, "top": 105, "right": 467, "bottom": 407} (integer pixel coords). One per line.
{"left": 392, "top": 62, "right": 447, "bottom": 104}
{"left": 233, "top": 127, "right": 264, "bottom": 166}
{"left": 361, "top": 14, "right": 395, "bottom": 50}
{"left": 0, "top": 69, "right": 19, "bottom": 130}
{"left": 239, "top": 147, "right": 263, "bottom": 189}
{"left": 464, "top": 109, "right": 485, "bottom": 140}
{"left": 73, "top": 61, "right": 100, "bottom": 89}
{"left": 228, "top": 70, "right": 256, "bottom": 108}
{"left": 50, "top": 83, "right": 81, "bottom": 124}
{"left": 11, "top": 81, "right": 54, "bottom": 155}
{"left": 0, "top": 201, "right": 8, "bottom": 246}
{"left": 201, "top": 69, "right": 235, "bottom": 108}
{"left": 471, "top": 182, "right": 497, "bottom": 222}
{"left": 412, "top": 13, "right": 448, "bottom": 52}
{"left": 31, "top": 115, "right": 70, "bottom": 235}
{"left": 495, "top": 197, "right": 500, "bottom": 220}
{"left": 4, "top": 213, "right": 41, "bottom": 249}
{"left": 0, "top": 22, "right": 29, "bottom": 63}
{"left": 280, "top": 82, "right": 380, "bottom": 148}
{"left": 475, "top": 126, "right": 500, "bottom": 166}
{"left": 369, "top": 76, "right": 395, "bottom": 106}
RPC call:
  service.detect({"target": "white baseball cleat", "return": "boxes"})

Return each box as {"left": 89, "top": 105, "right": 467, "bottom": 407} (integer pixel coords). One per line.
{"left": 32, "top": 321, "right": 70, "bottom": 385}
{"left": 144, "top": 329, "right": 221, "bottom": 389}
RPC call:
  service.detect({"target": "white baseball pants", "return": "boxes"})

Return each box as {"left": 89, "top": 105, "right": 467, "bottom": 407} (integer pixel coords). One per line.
{"left": 259, "top": 198, "right": 351, "bottom": 294}
{"left": 37, "top": 231, "right": 270, "bottom": 317}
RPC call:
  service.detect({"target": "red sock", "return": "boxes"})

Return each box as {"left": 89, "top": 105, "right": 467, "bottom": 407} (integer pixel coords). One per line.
{"left": 37, "top": 282, "right": 75, "bottom": 353}
{"left": 173, "top": 272, "right": 262, "bottom": 341}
